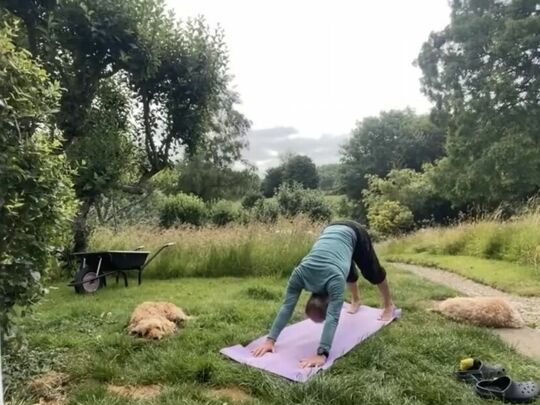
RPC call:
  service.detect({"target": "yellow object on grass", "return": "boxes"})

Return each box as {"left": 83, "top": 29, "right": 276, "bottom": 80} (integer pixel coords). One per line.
{"left": 459, "top": 358, "right": 475, "bottom": 371}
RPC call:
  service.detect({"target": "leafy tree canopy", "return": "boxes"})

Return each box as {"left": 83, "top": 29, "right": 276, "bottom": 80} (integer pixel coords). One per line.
{"left": 417, "top": 0, "right": 540, "bottom": 207}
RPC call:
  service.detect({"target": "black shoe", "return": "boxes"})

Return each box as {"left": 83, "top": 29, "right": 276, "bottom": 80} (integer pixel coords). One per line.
{"left": 475, "top": 376, "right": 539, "bottom": 403}
{"left": 455, "top": 358, "right": 507, "bottom": 383}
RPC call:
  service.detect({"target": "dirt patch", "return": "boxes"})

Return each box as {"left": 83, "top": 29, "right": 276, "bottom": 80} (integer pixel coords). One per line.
{"left": 28, "top": 371, "right": 69, "bottom": 404}
{"left": 107, "top": 384, "right": 162, "bottom": 400}
{"left": 209, "top": 386, "right": 253, "bottom": 403}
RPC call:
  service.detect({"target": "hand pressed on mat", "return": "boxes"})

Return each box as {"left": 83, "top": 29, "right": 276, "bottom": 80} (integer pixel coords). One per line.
{"left": 251, "top": 338, "right": 275, "bottom": 357}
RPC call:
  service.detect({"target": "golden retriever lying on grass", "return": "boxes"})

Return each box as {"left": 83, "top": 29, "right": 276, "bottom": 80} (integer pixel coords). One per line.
{"left": 434, "top": 297, "right": 525, "bottom": 329}
{"left": 128, "top": 302, "right": 191, "bottom": 339}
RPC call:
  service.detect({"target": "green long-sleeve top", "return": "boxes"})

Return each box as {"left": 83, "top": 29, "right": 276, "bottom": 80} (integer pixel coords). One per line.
{"left": 268, "top": 225, "right": 356, "bottom": 353}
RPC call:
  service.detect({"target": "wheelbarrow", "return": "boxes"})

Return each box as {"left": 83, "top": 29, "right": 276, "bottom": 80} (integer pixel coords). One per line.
{"left": 68, "top": 243, "right": 175, "bottom": 294}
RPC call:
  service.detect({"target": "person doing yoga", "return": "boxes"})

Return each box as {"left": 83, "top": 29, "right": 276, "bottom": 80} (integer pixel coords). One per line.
{"left": 251, "top": 220, "right": 395, "bottom": 368}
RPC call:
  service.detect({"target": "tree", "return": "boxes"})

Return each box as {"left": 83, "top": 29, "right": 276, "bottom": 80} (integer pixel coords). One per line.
{"left": 0, "top": 23, "right": 77, "bottom": 340}
{"left": 3, "top": 0, "right": 145, "bottom": 147}
{"left": 152, "top": 156, "right": 259, "bottom": 202}
{"left": 261, "top": 154, "right": 320, "bottom": 197}
{"left": 261, "top": 166, "right": 284, "bottom": 197}
{"left": 2, "top": 0, "right": 250, "bottom": 250}
{"left": 340, "top": 109, "right": 446, "bottom": 201}
{"left": 318, "top": 164, "right": 341, "bottom": 193}
{"left": 129, "top": 13, "right": 250, "bottom": 181}
{"left": 66, "top": 76, "right": 138, "bottom": 247}
{"left": 175, "top": 157, "right": 260, "bottom": 202}
{"left": 417, "top": 0, "right": 540, "bottom": 208}
{"left": 283, "top": 155, "right": 319, "bottom": 189}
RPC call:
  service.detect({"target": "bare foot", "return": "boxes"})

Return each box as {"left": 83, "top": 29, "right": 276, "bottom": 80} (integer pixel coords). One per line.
{"left": 378, "top": 305, "right": 395, "bottom": 321}
{"left": 347, "top": 301, "right": 361, "bottom": 314}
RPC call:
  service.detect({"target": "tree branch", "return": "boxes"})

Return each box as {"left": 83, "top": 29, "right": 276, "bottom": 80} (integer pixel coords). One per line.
{"left": 142, "top": 92, "right": 158, "bottom": 171}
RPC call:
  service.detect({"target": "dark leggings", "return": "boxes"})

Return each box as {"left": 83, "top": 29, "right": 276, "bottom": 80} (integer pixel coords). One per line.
{"left": 329, "top": 220, "right": 387, "bottom": 285}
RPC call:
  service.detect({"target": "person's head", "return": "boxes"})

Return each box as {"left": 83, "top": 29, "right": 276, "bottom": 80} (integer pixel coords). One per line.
{"left": 305, "top": 293, "right": 329, "bottom": 323}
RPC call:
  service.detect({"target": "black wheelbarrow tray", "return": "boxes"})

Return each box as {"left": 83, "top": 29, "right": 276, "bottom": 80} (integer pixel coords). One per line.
{"left": 68, "top": 243, "right": 174, "bottom": 294}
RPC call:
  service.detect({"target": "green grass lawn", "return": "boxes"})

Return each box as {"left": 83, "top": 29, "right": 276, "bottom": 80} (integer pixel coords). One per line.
{"left": 384, "top": 253, "right": 540, "bottom": 296}
{"left": 6, "top": 266, "right": 540, "bottom": 404}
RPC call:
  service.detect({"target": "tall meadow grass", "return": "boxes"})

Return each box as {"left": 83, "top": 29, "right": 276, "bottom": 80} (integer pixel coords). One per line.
{"left": 89, "top": 217, "right": 320, "bottom": 279}
{"left": 382, "top": 207, "right": 540, "bottom": 268}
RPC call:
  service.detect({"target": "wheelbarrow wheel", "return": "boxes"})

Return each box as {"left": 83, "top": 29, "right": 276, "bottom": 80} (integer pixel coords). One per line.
{"left": 74, "top": 265, "right": 104, "bottom": 294}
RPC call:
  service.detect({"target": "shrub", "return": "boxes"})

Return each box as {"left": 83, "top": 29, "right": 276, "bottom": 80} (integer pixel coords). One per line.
{"left": 363, "top": 167, "right": 456, "bottom": 225}
{"left": 210, "top": 200, "right": 238, "bottom": 226}
{"left": 0, "top": 24, "right": 77, "bottom": 341}
{"left": 276, "top": 183, "right": 332, "bottom": 222}
{"left": 367, "top": 200, "right": 414, "bottom": 237}
{"left": 276, "top": 183, "right": 305, "bottom": 217}
{"left": 159, "top": 193, "right": 207, "bottom": 227}
{"left": 302, "top": 193, "right": 333, "bottom": 222}
{"left": 235, "top": 208, "right": 252, "bottom": 225}
{"left": 241, "top": 191, "right": 264, "bottom": 209}
{"left": 336, "top": 197, "right": 355, "bottom": 219}
{"left": 253, "top": 200, "right": 279, "bottom": 224}
{"left": 152, "top": 168, "right": 179, "bottom": 196}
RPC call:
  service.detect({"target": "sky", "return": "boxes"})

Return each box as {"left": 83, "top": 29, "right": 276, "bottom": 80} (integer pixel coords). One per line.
{"left": 166, "top": 0, "right": 451, "bottom": 172}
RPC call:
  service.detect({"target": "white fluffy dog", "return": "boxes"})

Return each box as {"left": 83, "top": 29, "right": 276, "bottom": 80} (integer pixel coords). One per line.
{"left": 128, "top": 301, "right": 191, "bottom": 339}
{"left": 434, "top": 297, "right": 525, "bottom": 328}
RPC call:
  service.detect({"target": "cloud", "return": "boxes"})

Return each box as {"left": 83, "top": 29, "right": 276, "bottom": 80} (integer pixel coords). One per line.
{"left": 242, "top": 126, "right": 349, "bottom": 173}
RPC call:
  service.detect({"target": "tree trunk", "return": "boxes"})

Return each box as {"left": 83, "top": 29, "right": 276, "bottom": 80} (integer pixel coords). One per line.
{"left": 72, "top": 197, "right": 95, "bottom": 252}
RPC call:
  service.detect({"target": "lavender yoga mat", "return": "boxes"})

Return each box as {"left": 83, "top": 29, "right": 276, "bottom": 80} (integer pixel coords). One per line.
{"left": 220, "top": 304, "right": 401, "bottom": 382}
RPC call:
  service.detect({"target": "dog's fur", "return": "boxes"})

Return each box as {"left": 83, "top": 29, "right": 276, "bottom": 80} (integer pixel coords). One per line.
{"left": 434, "top": 296, "right": 525, "bottom": 328}
{"left": 128, "top": 301, "right": 191, "bottom": 339}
